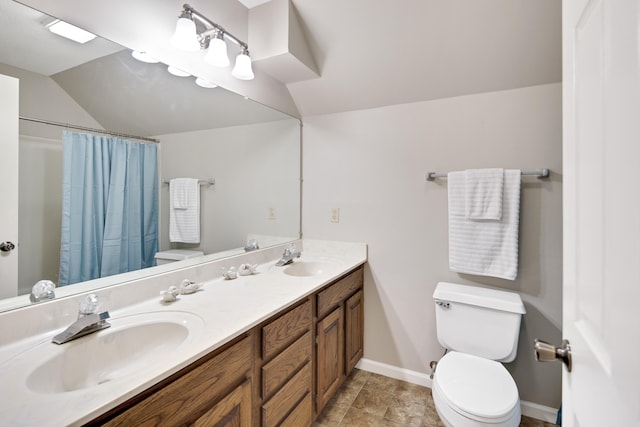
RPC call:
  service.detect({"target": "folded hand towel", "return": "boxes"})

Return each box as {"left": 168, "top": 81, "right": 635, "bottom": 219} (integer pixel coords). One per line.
{"left": 170, "top": 178, "right": 196, "bottom": 210}
{"left": 169, "top": 178, "right": 200, "bottom": 243}
{"left": 465, "top": 168, "right": 504, "bottom": 220}
{"left": 448, "top": 169, "right": 521, "bottom": 280}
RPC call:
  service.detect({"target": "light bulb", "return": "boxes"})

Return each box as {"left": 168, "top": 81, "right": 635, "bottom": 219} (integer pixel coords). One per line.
{"left": 170, "top": 16, "right": 200, "bottom": 52}
{"left": 167, "top": 65, "right": 191, "bottom": 77}
{"left": 231, "top": 49, "right": 254, "bottom": 80}
{"left": 204, "top": 34, "right": 230, "bottom": 67}
{"left": 131, "top": 51, "right": 159, "bottom": 63}
{"left": 195, "top": 77, "right": 218, "bottom": 88}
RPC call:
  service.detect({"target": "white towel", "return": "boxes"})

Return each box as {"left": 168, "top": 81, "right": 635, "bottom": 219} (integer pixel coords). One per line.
{"left": 169, "top": 178, "right": 200, "bottom": 243}
{"left": 448, "top": 169, "right": 521, "bottom": 280}
{"left": 465, "top": 168, "right": 504, "bottom": 220}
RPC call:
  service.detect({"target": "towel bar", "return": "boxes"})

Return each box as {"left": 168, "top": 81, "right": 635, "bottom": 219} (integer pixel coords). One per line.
{"left": 426, "top": 168, "right": 549, "bottom": 181}
{"left": 162, "top": 178, "right": 215, "bottom": 185}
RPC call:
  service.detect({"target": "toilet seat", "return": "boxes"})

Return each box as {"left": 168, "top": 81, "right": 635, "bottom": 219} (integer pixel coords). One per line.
{"left": 433, "top": 351, "right": 520, "bottom": 426}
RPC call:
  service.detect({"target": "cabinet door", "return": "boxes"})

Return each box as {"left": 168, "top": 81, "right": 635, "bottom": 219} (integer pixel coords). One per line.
{"left": 316, "top": 306, "right": 344, "bottom": 413}
{"left": 345, "top": 289, "right": 364, "bottom": 375}
{"left": 194, "top": 379, "right": 252, "bottom": 427}
{"left": 98, "top": 336, "right": 253, "bottom": 426}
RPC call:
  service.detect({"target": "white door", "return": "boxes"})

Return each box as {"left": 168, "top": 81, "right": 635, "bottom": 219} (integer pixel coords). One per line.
{"left": 0, "top": 74, "right": 19, "bottom": 298}
{"left": 562, "top": 0, "right": 640, "bottom": 425}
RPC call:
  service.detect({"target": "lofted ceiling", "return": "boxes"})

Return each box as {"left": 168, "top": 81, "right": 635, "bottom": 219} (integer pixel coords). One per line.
{"left": 4, "top": 0, "right": 561, "bottom": 131}
{"left": 0, "top": 0, "right": 123, "bottom": 75}
{"left": 0, "top": 0, "right": 293, "bottom": 135}
{"left": 285, "top": 0, "right": 562, "bottom": 116}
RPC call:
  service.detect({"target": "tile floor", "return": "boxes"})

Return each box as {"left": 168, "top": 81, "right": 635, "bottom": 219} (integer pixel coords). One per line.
{"left": 313, "top": 369, "right": 558, "bottom": 427}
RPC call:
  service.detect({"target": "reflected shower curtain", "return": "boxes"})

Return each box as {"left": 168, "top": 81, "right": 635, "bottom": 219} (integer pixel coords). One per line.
{"left": 58, "top": 131, "right": 159, "bottom": 286}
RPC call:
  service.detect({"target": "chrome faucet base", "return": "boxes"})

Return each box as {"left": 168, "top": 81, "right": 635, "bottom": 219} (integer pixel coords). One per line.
{"left": 52, "top": 311, "right": 111, "bottom": 345}
{"left": 275, "top": 258, "right": 294, "bottom": 267}
{"left": 276, "top": 243, "right": 302, "bottom": 266}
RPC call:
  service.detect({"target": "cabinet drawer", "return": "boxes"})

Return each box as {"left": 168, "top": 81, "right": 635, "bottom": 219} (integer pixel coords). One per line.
{"left": 262, "top": 331, "right": 312, "bottom": 399}
{"left": 317, "top": 267, "right": 363, "bottom": 319}
{"left": 280, "top": 392, "right": 312, "bottom": 427}
{"left": 262, "top": 300, "right": 311, "bottom": 360}
{"left": 102, "top": 335, "right": 253, "bottom": 426}
{"left": 261, "top": 362, "right": 311, "bottom": 427}
{"left": 193, "top": 378, "right": 252, "bottom": 427}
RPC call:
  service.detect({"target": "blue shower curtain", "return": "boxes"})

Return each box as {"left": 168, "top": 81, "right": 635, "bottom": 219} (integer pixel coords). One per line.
{"left": 59, "top": 131, "right": 159, "bottom": 286}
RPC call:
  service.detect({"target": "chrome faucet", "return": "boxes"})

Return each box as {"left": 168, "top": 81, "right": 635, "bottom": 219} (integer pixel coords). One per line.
{"left": 276, "top": 243, "right": 302, "bottom": 266}
{"left": 52, "top": 311, "right": 111, "bottom": 344}
{"left": 52, "top": 294, "right": 111, "bottom": 344}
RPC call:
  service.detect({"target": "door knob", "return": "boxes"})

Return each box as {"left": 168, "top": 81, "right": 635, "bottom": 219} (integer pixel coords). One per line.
{"left": 534, "top": 339, "right": 572, "bottom": 372}
{"left": 0, "top": 241, "right": 15, "bottom": 252}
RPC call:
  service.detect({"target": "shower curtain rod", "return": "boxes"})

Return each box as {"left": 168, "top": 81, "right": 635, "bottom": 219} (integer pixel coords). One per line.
{"left": 19, "top": 116, "right": 160, "bottom": 143}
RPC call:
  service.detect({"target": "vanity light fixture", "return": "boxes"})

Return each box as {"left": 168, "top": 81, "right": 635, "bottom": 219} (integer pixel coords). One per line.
{"left": 130, "top": 49, "right": 217, "bottom": 90}
{"left": 46, "top": 19, "right": 96, "bottom": 44}
{"left": 171, "top": 4, "right": 254, "bottom": 80}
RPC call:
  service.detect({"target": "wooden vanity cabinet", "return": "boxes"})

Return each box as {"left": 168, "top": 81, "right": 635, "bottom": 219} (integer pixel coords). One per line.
{"left": 315, "top": 267, "right": 364, "bottom": 414}
{"left": 316, "top": 305, "right": 344, "bottom": 412}
{"left": 92, "top": 332, "right": 255, "bottom": 427}
{"left": 345, "top": 289, "right": 364, "bottom": 374}
{"left": 86, "top": 264, "right": 364, "bottom": 427}
{"left": 259, "top": 299, "right": 313, "bottom": 427}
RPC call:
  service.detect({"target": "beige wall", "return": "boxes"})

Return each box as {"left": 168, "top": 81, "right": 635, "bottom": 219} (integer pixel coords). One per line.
{"left": 157, "top": 119, "right": 301, "bottom": 256}
{"left": 301, "top": 83, "right": 563, "bottom": 408}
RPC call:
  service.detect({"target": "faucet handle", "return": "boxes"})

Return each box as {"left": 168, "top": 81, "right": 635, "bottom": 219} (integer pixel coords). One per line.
{"left": 244, "top": 239, "right": 260, "bottom": 252}
{"left": 79, "top": 294, "right": 101, "bottom": 316}
{"left": 283, "top": 242, "right": 296, "bottom": 256}
{"left": 29, "top": 280, "right": 56, "bottom": 303}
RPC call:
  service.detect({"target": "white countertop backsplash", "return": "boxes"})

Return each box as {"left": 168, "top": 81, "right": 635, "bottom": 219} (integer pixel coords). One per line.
{"left": 0, "top": 239, "right": 367, "bottom": 426}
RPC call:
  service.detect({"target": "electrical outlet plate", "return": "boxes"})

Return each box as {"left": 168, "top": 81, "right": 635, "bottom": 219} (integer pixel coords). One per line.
{"left": 268, "top": 206, "right": 276, "bottom": 220}
{"left": 330, "top": 208, "right": 340, "bottom": 223}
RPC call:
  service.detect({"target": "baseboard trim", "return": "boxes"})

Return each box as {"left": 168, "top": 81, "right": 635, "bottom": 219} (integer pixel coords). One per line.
{"left": 356, "top": 358, "right": 433, "bottom": 388}
{"left": 356, "top": 358, "right": 559, "bottom": 424}
{"left": 520, "top": 400, "right": 559, "bottom": 424}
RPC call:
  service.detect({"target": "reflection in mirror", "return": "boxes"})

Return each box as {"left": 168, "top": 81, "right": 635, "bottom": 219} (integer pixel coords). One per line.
{"left": 0, "top": 0, "right": 301, "bottom": 312}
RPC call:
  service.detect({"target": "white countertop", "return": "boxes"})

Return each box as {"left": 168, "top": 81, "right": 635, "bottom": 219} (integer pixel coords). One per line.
{"left": 0, "top": 240, "right": 367, "bottom": 427}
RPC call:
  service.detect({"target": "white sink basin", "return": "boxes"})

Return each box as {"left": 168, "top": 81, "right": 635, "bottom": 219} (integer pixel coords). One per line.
{"left": 20, "top": 311, "right": 204, "bottom": 394}
{"left": 282, "top": 259, "right": 340, "bottom": 277}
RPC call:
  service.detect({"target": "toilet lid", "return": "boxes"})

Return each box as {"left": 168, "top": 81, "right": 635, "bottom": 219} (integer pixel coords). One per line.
{"left": 434, "top": 351, "right": 519, "bottom": 421}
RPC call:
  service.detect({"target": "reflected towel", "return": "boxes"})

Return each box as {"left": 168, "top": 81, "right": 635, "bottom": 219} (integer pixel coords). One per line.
{"left": 169, "top": 178, "right": 200, "bottom": 243}
{"left": 448, "top": 169, "right": 521, "bottom": 280}
{"left": 465, "top": 168, "right": 504, "bottom": 220}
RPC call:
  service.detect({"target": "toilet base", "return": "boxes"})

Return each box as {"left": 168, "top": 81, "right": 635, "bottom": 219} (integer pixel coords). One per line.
{"left": 432, "top": 377, "right": 521, "bottom": 427}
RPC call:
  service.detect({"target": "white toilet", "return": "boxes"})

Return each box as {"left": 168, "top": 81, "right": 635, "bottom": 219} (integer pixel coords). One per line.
{"left": 432, "top": 282, "right": 526, "bottom": 427}
{"left": 154, "top": 249, "right": 204, "bottom": 266}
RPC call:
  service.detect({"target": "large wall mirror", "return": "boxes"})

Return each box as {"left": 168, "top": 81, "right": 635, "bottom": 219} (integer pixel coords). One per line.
{"left": 0, "top": 0, "right": 301, "bottom": 312}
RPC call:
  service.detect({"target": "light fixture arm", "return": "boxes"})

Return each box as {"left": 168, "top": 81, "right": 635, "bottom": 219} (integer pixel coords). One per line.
{"left": 182, "top": 3, "right": 249, "bottom": 51}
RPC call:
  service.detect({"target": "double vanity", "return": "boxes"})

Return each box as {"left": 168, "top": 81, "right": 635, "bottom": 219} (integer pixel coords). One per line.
{"left": 0, "top": 240, "right": 367, "bottom": 426}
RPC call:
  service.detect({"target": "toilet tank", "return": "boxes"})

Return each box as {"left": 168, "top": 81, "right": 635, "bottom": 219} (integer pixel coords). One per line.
{"left": 433, "top": 282, "right": 526, "bottom": 362}
{"left": 154, "top": 249, "right": 204, "bottom": 265}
